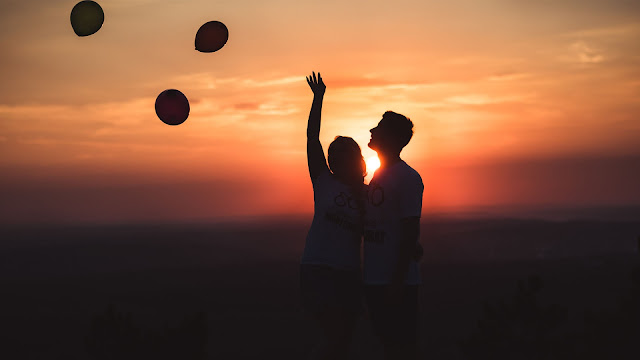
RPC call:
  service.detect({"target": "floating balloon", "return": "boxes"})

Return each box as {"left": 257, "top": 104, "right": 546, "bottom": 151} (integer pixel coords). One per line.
{"left": 70, "top": 1, "right": 104, "bottom": 37}
{"left": 195, "top": 21, "right": 229, "bottom": 53}
{"left": 155, "top": 89, "right": 190, "bottom": 126}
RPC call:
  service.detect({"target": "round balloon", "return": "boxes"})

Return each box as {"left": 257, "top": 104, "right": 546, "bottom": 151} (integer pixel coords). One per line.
{"left": 195, "top": 21, "right": 229, "bottom": 53}
{"left": 155, "top": 89, "right": 190, "bottom": 126}
{"left": 70, "top": 1, "right": 104, "bottom": 37}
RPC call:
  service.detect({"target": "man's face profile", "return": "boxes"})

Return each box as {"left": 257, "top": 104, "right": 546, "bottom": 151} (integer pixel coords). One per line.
{"left": 368, "top": 118, "right": 390, "bottom": 152}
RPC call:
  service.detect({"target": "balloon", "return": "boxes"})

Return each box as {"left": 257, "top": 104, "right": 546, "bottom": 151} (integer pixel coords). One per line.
{"left": 195, "top": 21, "right": 229, "bottom": 53}
{"left": 155, "top": 89, "right": 190, "bottom": 126}
{"left": 70, "top": 1, "right": 104, "bottom": 37}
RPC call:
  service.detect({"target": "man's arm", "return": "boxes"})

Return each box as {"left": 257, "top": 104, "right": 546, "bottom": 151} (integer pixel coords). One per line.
{"left": 306, "top": 72, "right": 328, "bottom": 180}
{"left": 391, "top": 216, "right": 421, "bottom": 288}
{"left": 388, "top": 171, "right": 424, "bottom": 300}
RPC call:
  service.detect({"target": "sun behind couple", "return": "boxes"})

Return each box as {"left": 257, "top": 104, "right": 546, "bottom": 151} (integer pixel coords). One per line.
{"left": 300, "top": 72, "right": 424, "bottom": 360}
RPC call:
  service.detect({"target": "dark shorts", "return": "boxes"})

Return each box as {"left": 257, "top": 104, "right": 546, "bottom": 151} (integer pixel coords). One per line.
{"left": 364, "top": 284, "right": 419, "bottom": 346}
{"left": 300, "top": 264, "right": 362, "bottom": 316}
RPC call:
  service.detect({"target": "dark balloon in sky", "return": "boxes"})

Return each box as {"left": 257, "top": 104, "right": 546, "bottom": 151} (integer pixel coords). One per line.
{"left": 70, "top": 1, "right": 104, "bottom": 37}
{"left": 195, "top": 21, "right": 229, "bottom": 53}
{"left": 155, "top": 89, "right": 190, "bottom": 126}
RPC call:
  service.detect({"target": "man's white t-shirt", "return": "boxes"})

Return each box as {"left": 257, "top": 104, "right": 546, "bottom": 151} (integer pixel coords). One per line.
{"left": 363, "top": 160, "right": 424, "bottom": 285}
{"left": 301, "top": 171, "right": 363, "bottom": 271}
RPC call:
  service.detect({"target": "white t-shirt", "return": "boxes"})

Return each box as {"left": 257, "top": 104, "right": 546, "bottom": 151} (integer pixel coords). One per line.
{"left": 363, "top": 160, "right": 424, "bottom": 285}
{"left": 301, "top": 171, "right": 364, "bottom": 271}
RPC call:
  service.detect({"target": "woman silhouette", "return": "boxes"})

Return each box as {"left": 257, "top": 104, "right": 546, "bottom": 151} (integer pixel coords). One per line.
{"left": 300, "top": 72, "right": 367, "bottom": 360}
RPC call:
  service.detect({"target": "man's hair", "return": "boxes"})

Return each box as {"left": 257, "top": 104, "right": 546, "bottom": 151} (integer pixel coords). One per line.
{"left": 382, "top": 111, "right": 414, "bottom": 149}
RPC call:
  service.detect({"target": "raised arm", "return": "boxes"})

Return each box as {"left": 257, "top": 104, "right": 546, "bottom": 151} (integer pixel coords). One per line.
{"left": 306, "top": 72, "right": 329, "bottom": 180}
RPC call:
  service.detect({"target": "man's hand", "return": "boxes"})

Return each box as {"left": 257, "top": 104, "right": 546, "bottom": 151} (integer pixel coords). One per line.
{"left": 306, "top": 71, "right": 326, "bottom": 96}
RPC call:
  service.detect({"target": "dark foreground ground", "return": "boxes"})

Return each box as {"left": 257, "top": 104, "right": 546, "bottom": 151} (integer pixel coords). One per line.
{"left": 1, "top": 217, "right": 639, "bottom": 359}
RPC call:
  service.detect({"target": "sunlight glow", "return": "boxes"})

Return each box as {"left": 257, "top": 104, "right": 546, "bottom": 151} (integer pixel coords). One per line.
{"left": 366, "top": 155, "right": 380, "bottom": 175}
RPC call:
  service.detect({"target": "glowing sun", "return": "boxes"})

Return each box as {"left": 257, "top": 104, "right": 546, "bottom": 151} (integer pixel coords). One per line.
{"left": 366, "top": 156, "right": 381, "bottom": 174}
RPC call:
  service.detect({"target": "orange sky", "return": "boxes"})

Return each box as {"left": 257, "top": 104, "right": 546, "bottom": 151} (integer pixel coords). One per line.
{"left": 1, "top": 0, "right": 639, "bottom": 223}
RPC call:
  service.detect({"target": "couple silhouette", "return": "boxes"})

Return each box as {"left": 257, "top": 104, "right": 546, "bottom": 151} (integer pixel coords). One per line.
{"left": 300, "top": 72, "right": 424, "bottom": 360}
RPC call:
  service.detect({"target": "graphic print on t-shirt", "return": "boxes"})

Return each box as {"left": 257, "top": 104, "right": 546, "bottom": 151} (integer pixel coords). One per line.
{"left": 325, "top": 190, "right": 363, "bottom": 234}
{"left": 325, "top": 209, "right": 361, "bottom": 234}
{"left": 334, "top": 191, "right": 359, "bottom": 209}
{"left": 364, "top": 180, "right": 386, "bottom": 243}
{"left": 368, "top": 181, "right": 385, "bottom": 207}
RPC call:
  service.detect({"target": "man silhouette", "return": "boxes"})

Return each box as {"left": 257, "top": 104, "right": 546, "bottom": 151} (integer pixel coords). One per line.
{"left": 363, "top": 111, "right": 424, "bottom": 360}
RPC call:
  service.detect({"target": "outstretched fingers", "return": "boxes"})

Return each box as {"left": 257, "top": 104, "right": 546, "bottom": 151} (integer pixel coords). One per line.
{"left": 306, "top": 72, "right": 326, "bottom": 94}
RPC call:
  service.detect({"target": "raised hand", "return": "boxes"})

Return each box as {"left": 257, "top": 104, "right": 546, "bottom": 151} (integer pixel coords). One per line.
{"left": 306, "top": 71, "right": 326, "bottom": 97}
{"left": 306, "top": 71, "right": 328, "bottom": 179}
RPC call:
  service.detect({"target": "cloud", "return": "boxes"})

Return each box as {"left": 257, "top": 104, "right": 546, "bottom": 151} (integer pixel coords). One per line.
{"left": 240, "top": 76, "right": 300, "bottom": 87}
{"left": 109, "top": 0, "right": 163, "bottom": 8}
{"left": 563, "top": 22, "right": 640, "bottom": 39}
{"left": 168, "top": 74, "right": 302, "bottom": 91}
{"left": 232, "top": 102, "right": 261, "bottom": 110}
{"left": 220, "top": 100, "right": 300, "bottom": 116}
{"left": 487, "top": 73, "right": 532, "bottom": 82}
{"left": 569, "top": 41, "right": 604, "bottom": 64}
{"left": 0, "top": 98, "right": 152, "bottom": 132}
{"left": 446, "top": 94, "right": 529, "bottom": 106}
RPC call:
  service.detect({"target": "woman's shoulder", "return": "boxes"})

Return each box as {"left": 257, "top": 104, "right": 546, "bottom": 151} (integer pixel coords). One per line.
{"left": 311, "top": 168, "right": 331, "bottom": 184}
{"left": 312, "top": 170, "right": 341, "bottom": 193}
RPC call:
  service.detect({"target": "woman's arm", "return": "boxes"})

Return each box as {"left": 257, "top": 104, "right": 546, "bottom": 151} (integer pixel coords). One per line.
{"left": 306, "top": 72, "right": 329, "bottom": 180}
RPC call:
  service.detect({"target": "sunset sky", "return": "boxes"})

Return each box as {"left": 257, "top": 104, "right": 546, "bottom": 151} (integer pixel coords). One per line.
{"left": 1, "top": 0, "right": 639, "bottom": 224}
